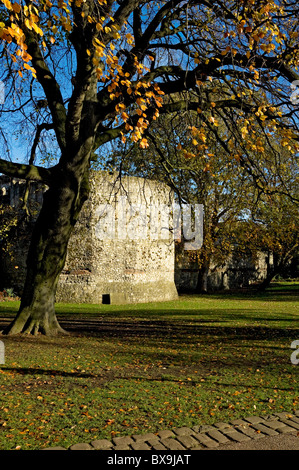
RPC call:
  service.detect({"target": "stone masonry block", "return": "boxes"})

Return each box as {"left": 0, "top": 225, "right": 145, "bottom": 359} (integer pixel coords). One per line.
{"left": 157, "top": 430, "right": 175, "bottom": 439}
{"left": 222, "top": 429, "right": 251, "bottom": 443}
{"left": 176, "top": 435, "right": 201, "bottom": 449}
{"left": 231, "top": 421, "right": 266, "bottom": 439}
{"left": 278, "top": 419, "right": 299, "bottom": 431}
{"left": 147, "top": 440, "right": 168, "bottom": 451}
{"left": 160, "top": 438, "right": 186, "bottom": 450}
{"left": 206, "top": 429, "right": 231, "bottom": 444}
{"left": 249, "top": 423, "right": 279, "bottom": 436}
{"left": 131, "top": 442, "right": 151, "bottom": 451}
{"left": 173, "top": 427, "right": 194, "bottom": 436}
{"left": 69, "top": 443, "right": 93, "bottom": 450}
{"left": 113, "top": 445, "right": 131, "bottom": 450}
{"left": 244, "top": 416, "right": 267, "bottom": 425}
{"left": 91, "top": 439, "right": 114, "bottom": 450}
{"left": 112, "top": 436, "right": 134, "bottom": 446}
{"left": 214, "top": 422, "right": 233, "bottom": 430}
{"left": 132, "top": 432, "right": 158, "bottom": 442}
{"left": 192, "top": 433, "right": 219, "bottom": 448}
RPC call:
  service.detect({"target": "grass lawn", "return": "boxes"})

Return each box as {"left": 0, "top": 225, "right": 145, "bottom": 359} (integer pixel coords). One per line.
{"left": 0, "top": 282, "right": 298, "bottom": 450}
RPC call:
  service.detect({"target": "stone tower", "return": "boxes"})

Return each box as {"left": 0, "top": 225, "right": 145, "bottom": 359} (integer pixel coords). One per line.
{"left": 0, "top": 171, "right": 178, "bottom": 304}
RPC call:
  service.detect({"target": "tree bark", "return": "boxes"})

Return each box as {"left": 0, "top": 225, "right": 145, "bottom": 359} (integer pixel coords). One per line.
{"left": 196, "top": 258, "right": 210, "bottom": 294}
{"left": 257, "top": 269, "right": 278, "bottom": 291}
{"left": 257, "top": 253, "right": 280, "bottom": 292}
{"left": 3, "top": 168, "right": 89, "bottom": 336}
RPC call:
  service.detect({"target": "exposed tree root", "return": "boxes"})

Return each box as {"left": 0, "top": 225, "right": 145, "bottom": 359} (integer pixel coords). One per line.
{"left": 3, "top": 312, "right": 69, "bottom": 337}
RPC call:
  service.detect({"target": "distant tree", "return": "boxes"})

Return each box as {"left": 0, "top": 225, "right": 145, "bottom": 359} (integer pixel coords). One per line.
{"left": 108, "top": 107, "right": 298, "bottom": 292}
{"left": 250, "top": 193, "right": 299, "bottom": 289}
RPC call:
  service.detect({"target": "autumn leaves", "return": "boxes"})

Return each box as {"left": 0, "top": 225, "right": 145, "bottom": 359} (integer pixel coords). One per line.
{"left": 0, "top": 0, "right": 298, "bottom": 158}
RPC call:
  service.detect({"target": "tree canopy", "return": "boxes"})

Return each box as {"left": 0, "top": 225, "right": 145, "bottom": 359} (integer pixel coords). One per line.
{"left": 0, "top": 0, "right": 298, "bottom": 335}
{"left": 0, "top": 0, "right": 298, "bottom": 172}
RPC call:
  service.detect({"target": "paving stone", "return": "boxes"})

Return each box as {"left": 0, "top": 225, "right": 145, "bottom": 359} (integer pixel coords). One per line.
{"left": 274, "top": 412, "right": 294, "bottom": 420}
{"left": 112, "top": 436, "right": 134, "bottom": 446}
{"left": 173, "top": 427, "right": 194, "bottom": 436}
{"left": 132, "top": 432, "right": 158, "bottom": 442}
{"left": 249, "top": 423, "right": 279, "bottom": 436}
{"left": 233, "top": 422, "right": 266, "bottom": 440}
{"left": 264, "top": 414, "right": 278, "bottom": 421}
{"left": 192, "top": 425, "right": 201, "bottom": 433}
{"left": 113, "top": 445, "right": 131, "bottom": 450}
{"left": 131, "top": 441, "right": 151, "bottom": 450}
{"left": 197, "top": 425, "right": 216, "bottom": 433}
{"left": 157, "top": 430, "right": 175, "bottom": 439}
{"left": 176, "top": 435, "right": 201, "bottom": 449}
{"left": 278, "top": 419, "right": 299, "bottom": 431}
{"left": 244, "top": 416, "right": 266, "bottom": 425}
{"left": 160, "top": 438, "right": 186, "bottom": 450}
{"left": 43, "top": 447, "right": 67, "bottom": 450}
{"left": 192, "top": 433, "right": 219, "bottom": 448}
{"left": 69, "top": 443, "right": 93, "bottom": 450}
{"left": 214, "top": 422, "right": 232, "bottom": 430}
{"left": 263, "top": 420, "right": 295, "bottom": 433}
{"left": 90, "top": 439, "right": 114, "bottom": 450}
{"left": 289, "top": 416, "right": 299, "bottom": 424}
{"left": 262, "top": 420, "right": 285, "bottom": 430}
{"left": 147, "top": 440, "right": 168, "bottom": 451}
{"left": 206, "top": 429, "right": 230, "bottom": 444}
{"left": 38, "top": 411, "right": 299, "bottom": 451}
{"left": 277, "top": 425, "right": 298, "bottom": 434}
{"left": 230, "top": 419, "right": 251, "bottom": 427}
{"left": 222, "top": 429, "right": 251, "bottom": 443}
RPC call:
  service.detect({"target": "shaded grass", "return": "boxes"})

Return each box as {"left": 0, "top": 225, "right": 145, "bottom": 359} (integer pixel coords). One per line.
{"left": 0, "top": 282, "right": 298, "bottom": 450}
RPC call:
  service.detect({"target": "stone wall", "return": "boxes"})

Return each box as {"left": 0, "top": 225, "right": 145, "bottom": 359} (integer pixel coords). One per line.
{"left": 56, "top": 171, "right": 178, "bottom": 304}
{"left": 0, "top": 172, "right": 274, "bottom": 299}
{"left": 175, "top": 244, "right": 273, "bottom": 292}
{"left": 0, "top": 172, "right": 178, "bottom": 304}
{"left": 0, "top": 176, "right": 45, "bottom": 293}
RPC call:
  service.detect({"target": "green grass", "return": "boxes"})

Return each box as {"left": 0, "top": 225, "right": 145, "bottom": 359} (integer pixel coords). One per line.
{"left": 0, "top": 282, "right": 298, "bottom": 450}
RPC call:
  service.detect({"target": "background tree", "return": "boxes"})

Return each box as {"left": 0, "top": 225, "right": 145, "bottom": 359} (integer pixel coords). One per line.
{"left": 0, "top": 0, "right": 298, "bottom": 335}
{"left": 249, "top": 193, "right": 299, "bottom": 289}
{"left": 107, "top": 104, "right": 298, "bottom": 292}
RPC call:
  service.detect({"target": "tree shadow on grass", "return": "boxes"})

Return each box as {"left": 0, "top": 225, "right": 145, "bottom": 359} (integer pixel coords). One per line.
{"left": 1, "top": 363, "right": 297, "bottom": 394}
{"left": 56, "top": 315, "right": 298, "bottom": 342}
{"left": 0, "top": 307, "right": 297, "bottom": 342}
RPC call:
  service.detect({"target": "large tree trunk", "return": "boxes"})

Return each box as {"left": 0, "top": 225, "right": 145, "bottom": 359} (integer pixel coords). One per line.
{"left": 4, "top": 169, "right": 89, "bottom": 336}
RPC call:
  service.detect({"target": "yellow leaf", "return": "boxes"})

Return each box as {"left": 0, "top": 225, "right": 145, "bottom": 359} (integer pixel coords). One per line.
{"left": 139, "top": 138, "right": 149, "bottom": 149}
{"left": 2, "top": 0, "right": 13, "bottom": 11}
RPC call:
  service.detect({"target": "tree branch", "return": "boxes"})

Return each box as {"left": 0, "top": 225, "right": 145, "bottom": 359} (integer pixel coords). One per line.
{"left": 29, "top": 123, "right": 54, "bottom": 165}
{"left": 25, "top": 31, "right": 67, "bottom": 151}
{"left": 0, "top": 159, "right": 52, "bottom": 185}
